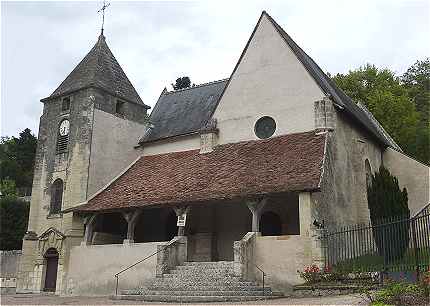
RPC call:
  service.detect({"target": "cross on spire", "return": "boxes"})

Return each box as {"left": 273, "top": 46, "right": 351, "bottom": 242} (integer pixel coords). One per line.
{"left": 98, "top": 0, "right": 110, "bottom": 36}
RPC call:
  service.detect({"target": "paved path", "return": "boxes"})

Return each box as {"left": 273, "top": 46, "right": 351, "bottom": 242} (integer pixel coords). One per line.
{"left": 1, "top": 293, "right": 366, "bottom": 305}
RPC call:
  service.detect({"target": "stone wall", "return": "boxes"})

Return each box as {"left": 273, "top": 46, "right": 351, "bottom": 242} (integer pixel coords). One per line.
{"left": 312, "top": 111, "right": 384, "bottom": 229}
{"left": 383, "top": 147, "right": 430, "bottom": 215}
{"left": 254, "top": 235, "right": 313, "bottom": 291}
{"left": 19, "top": 86, "right": 148, "bottom": 295}
{"left": 213, "top": 14, "right": 325, "bottom": 146}
{"left": 1, "top": 251, "right": 22, "bottom": 294}
{"left": 143, "top": 134, "right": 200, "bottom": 156}
{"left": 66, "top": 242, "right": 158, "bottom": 296}
{"left": 87, "top": 108, "right": 145, "bottom": 197}
{"left": 234, "top": 192, "right": 321, "bottom": 293}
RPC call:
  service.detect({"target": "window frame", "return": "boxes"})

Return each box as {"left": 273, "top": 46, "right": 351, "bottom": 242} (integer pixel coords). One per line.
{"left": 115, "top": 100, "right": 125, "bottom": 116}
{"left": 254, "top": 116, "right": 276, "bottom": 139}
{"left": 49, "top": 179, "right": 64, "bottom": 215}
{"left": 61, "top": 97, "right": 71, "bottom": 112}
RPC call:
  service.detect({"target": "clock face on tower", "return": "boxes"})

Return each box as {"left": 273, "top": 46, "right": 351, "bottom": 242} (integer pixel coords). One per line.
{"left": 59, "top": 119, "right": 70, "bottom": 136}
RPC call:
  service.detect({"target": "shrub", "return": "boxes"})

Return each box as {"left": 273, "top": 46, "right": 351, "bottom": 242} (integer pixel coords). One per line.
{"left": 298, "top": 264, "right": 321, "bottom": 283}
{"left": 297, "top": 265, "right": 349, "bottom": 284}
{"left": 367, "top": 166, "right": 410, "bottom": 261}
{"left": 418, "top": 268, "right": 430, "bottom": 297}
{"left": 372, "top": 279, "right": 428, "bottom": 306}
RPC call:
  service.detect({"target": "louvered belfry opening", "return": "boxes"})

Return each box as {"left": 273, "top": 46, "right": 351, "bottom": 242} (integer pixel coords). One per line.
{"left": 50, "top": 179, "right": 63, "bottom": 214}
{"left": 56, "top": 125, "right": 69, "bottom": 154}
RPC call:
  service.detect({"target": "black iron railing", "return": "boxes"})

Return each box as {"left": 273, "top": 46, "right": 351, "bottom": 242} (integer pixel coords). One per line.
{"left": 321, "top": 212, "right": 430, "bottom": 276}
{"left": 254, "top": 264, "right": 266, "bottom": 296}
{"left": 113, "top": 240, "right": 179, "bottom": 295}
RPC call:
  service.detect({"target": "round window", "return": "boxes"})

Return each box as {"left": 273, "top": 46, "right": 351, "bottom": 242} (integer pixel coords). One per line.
{"left": 254, "top": 116, "right": 276, "bottom": 139}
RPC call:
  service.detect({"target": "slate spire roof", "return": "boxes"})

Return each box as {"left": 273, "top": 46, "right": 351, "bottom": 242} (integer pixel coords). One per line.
{"left": 42, "top": 34, "right": 149, "bottom": 108}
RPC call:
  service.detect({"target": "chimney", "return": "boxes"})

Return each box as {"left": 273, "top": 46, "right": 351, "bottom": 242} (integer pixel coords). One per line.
{"left": 314, "top": 96, "right": 335, "bottom": 132}
{"left": 200, "top": 118, "right": 218, "bottom": 154}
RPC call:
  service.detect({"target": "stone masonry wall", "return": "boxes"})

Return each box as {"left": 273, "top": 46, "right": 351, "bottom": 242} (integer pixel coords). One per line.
{"left": 312, "top": 111, "right": 383, "bottom": 230}
{"left": 18, "top": 86, "right": 148, "bottom": 294}
{"left": 1, "top": 251, "right": 22, "bottom": 294}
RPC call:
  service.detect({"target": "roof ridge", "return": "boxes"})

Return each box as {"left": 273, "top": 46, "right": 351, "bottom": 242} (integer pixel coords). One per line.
{"left": 263, "top": 11, "right": 392, "bottom": 147}
{"left": 165, "top": 78, "right": 229, "bottom": 95}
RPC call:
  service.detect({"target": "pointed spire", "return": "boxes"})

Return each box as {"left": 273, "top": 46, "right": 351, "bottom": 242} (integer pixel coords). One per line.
{"left": 43, "top": 34, "right": 149, "bottom": 108}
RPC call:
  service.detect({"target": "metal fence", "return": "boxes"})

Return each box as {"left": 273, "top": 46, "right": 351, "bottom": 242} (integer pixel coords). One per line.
{"left": 322, "top": 212, "right": 430, "bottom": 274}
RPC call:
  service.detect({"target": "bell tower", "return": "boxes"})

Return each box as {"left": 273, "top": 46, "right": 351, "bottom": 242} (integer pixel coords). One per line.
{"left": 17, "top": 33, "right": 150, "bottom": 294}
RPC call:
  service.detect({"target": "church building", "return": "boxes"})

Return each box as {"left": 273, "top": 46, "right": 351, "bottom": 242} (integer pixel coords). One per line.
{"left": 17, "top": 11, "right": 429, "bottom": 300}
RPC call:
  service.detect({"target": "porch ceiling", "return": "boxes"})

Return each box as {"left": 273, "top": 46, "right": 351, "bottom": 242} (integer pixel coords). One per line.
{"left": 69, "top": 131, "right": 327, "bottom": 213}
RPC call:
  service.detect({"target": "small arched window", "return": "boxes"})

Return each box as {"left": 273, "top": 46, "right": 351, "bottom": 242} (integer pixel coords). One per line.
{"left": 365, "top": 159, "right": 372, "bottom": 188}
{"left": 50, "top": 179, "right": 63, "bottom": 214}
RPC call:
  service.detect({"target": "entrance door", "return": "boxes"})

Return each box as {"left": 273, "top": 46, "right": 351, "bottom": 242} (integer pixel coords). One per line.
{"left": 44, "top": 248, "right": 59, "bottom": 292}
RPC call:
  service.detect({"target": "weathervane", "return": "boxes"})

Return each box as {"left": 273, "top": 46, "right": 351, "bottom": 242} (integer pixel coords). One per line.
{"left": 98, "top": 0, "right": 110, "bottom": 35}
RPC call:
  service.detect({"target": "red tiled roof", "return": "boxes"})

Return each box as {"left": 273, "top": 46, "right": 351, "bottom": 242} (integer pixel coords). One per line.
{"left": 73, "top": 131, "right": 327, "bottom": 212}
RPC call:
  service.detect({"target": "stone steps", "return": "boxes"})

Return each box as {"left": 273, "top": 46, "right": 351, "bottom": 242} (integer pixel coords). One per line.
{"left": 150, "top": 279, "right": 255, "bottom": 287}
{"left": 113, "top": 294, "right": 281, "bottom": 303}
{"left": 137, "top": 290, "right": 280, "bottom": 297}
{"left": 115, "top": 261, "right": 283, "bottom": 302}
{"left": 145, "top": 285, "right": 265, "bottom": 291}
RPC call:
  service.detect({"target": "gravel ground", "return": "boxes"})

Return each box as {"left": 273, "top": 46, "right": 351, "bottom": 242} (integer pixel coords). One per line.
{"left": 1, "top": 293, "right": 367, "bottom": 305}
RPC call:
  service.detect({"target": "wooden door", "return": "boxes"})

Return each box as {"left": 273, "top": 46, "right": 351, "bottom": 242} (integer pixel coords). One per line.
{"left": 44, "top": 249, "right": 58, "bottom": 292}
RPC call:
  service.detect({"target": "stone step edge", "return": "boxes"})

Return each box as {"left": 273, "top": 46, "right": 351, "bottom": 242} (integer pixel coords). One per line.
{"left": 142, "top": 286, "right": 269, "bottom": 291}
{"left": 122, "top": 290, "right": 279, "bottom": 296}
{"left": 294, "top": 284, "right": 379, "bottom": 290}
{"left": 111, "top": 295, "right": 283, "bottom": 302}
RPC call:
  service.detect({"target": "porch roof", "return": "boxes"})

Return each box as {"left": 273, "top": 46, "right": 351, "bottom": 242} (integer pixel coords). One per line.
{"left": 70, "top": 131, "right": 327, "bottom": 213}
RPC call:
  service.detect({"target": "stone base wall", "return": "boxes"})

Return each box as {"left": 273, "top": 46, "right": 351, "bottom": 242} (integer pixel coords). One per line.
{"left": 66, "top": 241, "right": 159, "bottom": 296}
{"left": 0, "top": 250, "right": 22, "bottom": 295}
{"left": 254, "top": 235, "right": 314, "bottom": 292}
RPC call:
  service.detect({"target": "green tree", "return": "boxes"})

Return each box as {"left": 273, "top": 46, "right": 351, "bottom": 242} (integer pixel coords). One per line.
{"left": 0, "top": 128, "right": 37, "bottom": 190}
{"left": 0, "top": 196, "right": 30, "bottom": 250}
{"left": 0, "top": 179, "right": 17, "bottom": 196}
{"left": 367, "top": 166, "right": 410, "bottom": 261}
{"left": 172, "top": 76, "right": 191, "bottom": 90}
{"left": 332, "top": 64, "right": 420, "bottom": 160}
{"left": 402, "top": 58, "right": 430, "bottom": 164}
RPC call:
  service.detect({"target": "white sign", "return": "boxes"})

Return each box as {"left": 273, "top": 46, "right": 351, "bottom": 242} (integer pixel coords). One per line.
{"left": 177, "top": 214, "right": 187, "bottom": 227}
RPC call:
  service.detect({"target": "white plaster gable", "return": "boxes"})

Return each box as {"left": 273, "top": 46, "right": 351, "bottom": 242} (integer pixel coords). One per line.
{"left": 213, "top": 13, "right": 326, "bottom": 145}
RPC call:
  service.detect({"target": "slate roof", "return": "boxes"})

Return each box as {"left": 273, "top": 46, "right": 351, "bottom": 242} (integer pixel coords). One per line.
{"left": 42, "top": 34, "right": 149, "bottom": 108}
{"left": 71, "top": 131, "right": 326, "bottom": 212}
{"left": 263, "top": 12, "right": 393, "bottom": 147}
{"left": 140, "top": 79, "right": 228, "bottom": 143}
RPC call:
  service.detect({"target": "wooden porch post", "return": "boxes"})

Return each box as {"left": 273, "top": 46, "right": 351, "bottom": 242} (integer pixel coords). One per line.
{"left": 82, "top": 214, "right": 97, "bottom": 245}
{"left": 246, "top": 198, "right": 267, "bottom": 232}
{"left": 122, "top": 210, "right": 142, "bottom": 243}
{"left": 174, "top": 206, "right": 190, "bottom": 237}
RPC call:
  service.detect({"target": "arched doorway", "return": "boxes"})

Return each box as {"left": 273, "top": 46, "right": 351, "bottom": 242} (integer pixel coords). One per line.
{"left": 44, "top": 248, "right": 59, "bottom": 292}
{"left": 260, "top": 211, "right": 282, "bottom": 236}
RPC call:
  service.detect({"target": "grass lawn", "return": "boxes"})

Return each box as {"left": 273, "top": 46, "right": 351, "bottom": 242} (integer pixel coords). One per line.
{"left": 333, "top": 247, "right": 429, "bottom": 272}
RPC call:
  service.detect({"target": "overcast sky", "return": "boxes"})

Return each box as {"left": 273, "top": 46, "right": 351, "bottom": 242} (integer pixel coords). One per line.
{"left": 1, "top": 0, "right": 429, "bottom": 137}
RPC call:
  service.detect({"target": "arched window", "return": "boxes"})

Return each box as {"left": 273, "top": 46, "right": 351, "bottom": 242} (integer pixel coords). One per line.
{"left": 260, "top": 211, "right": 282, "bottom": 236}
{"left": 50, "top": 179, "right": 63, "bottom": 214}
{"left": 365, "top": 159, "right": 372, "bottom": 188}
